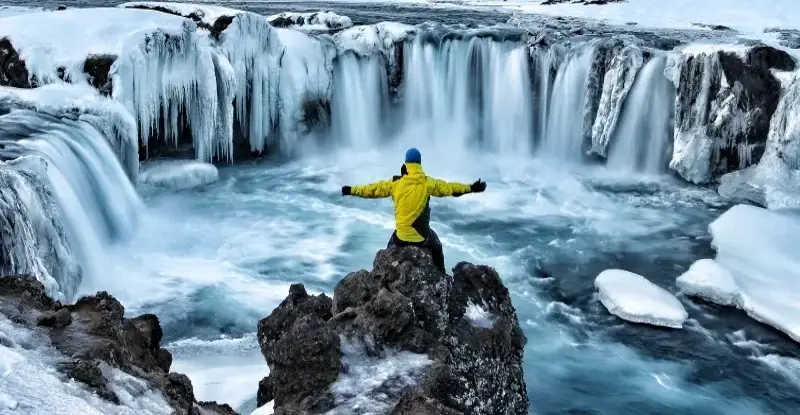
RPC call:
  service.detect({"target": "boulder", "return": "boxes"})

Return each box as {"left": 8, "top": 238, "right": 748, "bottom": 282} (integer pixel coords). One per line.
{"left": 0, "top": 275, "right": 236, "bottom": 414}
{"left": 255, "top": 247, "right": 529, "bottom": 414}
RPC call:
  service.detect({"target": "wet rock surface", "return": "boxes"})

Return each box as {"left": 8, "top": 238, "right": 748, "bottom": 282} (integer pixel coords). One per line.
{"left": 255, "top": 246, "right": 529, "bottom": 414}
{"left": 0, "top": 275, "right": 236, "bottom": 414}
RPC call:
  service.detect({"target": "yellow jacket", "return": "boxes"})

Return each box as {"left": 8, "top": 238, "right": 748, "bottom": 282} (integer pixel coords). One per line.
{"left": 350, "top": 163, "right": 473, "bottom": 243}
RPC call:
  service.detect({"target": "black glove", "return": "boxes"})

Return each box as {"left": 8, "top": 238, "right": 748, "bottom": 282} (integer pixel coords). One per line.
{"left": 341, "top": 186, "right": 352, "bottom": 196}
{"left": 470, "top": 179, "right": 486, "bottom": 193}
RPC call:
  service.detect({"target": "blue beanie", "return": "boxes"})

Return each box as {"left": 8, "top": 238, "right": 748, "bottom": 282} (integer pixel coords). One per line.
{"left": 405, "top": 147, "right": 421, "bottom": 164}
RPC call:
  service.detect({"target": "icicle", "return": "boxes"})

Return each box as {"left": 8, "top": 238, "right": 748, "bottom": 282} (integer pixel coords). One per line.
{"left": 218, "top": 12, "right": 284, "bottom": 154}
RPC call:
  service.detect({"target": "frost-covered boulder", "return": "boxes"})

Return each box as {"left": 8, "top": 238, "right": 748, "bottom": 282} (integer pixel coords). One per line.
{"left": 669, "top": 46, "right": 784, "bottom": 184}
{"left": 595, "top": 269, "right": 688, "bottom": 329}
{"left": 695, "top": 204, "right": 800, "bottom": 343}
{"left": 268, "top": 11, "right": 353, "bottom": 34}
{"left": 139, "top": 160, "right": 219, "bottom": 190}
{"left": 0, "top": 275, "right": 237, "bottom": 414}
{"left": 255, "top": 247, "right": 529, "bottom": 414}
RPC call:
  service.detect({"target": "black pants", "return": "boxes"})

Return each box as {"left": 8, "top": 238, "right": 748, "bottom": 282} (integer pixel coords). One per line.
{"left": 387, "top": 229, "right": 446, "bottom": 273}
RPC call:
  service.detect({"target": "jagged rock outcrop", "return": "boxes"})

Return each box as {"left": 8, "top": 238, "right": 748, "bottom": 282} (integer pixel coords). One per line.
{"left": 255, "top": 247, "right": 529, "bottom": 415}
{"left": 670, "top": 49, "right": 783, "bottom": 184}
{"left": 0, "top": 275, "right": 236, "bottom": 415}
{"left": 582, "top": 39, "right": 625, "bottom": 154}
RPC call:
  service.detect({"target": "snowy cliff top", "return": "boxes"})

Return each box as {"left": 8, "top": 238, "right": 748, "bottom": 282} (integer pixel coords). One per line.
{"left": 120, "top": 1, "right": 243, "bottom": 24}
{"left": 268, "top": 11, "right": 354, "bottom": 33}
{"left": 0, "top": 5, "right": 45, "bottom": 18}
{"left": 334, "top": 22, "right": 416, "bottom": 55}
{"left": 0, "top": 8, "right": 190, "bottom": 73}
{"left": 0, "top": 84, "right": 133, "bottom": 120}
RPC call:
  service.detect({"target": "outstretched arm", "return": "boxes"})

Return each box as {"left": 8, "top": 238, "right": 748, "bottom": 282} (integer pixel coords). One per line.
{"left": 427, "top": 177, "right": 486, "bottom": 197}
{"left": 342, "top": 179, "right": 393, "bottom": 198}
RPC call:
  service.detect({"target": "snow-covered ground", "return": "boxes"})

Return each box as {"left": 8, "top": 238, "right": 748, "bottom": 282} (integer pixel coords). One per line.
{"left": 694, "top": 204, "right": 800, "bottom": 342}
{"left": 595, "top": 269, "right": 689, "bottom": 329}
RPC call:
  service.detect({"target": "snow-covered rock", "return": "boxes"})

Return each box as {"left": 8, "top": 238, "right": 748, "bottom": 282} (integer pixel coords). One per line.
{"left": 595, "top": 269, "right": 689, "bottom": 329}
{"left": 334, "top": 22, "right": 416, "bottom": 57}
{"left": 268, "top": 11, "right": 353, "bottom": 34}
{"left": 702, "top": 204, "right": 800, "bottom": 343}
{"left": 120, "top": 1, "right": 240, "bottom": 26}
{"left": 676, "top": 258, "right": 742, "bottom": 307}
{"left": 139, "top": 160, "right": 219, "bottom": 190}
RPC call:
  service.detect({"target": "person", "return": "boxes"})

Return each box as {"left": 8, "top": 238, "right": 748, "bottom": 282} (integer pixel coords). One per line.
{"left": 341, "top": 147, "right": 486, "bottom": 273}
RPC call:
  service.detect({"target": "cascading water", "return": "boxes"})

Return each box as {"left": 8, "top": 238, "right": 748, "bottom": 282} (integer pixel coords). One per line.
{"left": 398, "top": 36, "right": 534, "bottom": 155}
{"left": 537, "top": 45, "right": 596, "bottom": 161}
{"left": 0, "top": 109, "right": 143, "bottom": 295}
{"left": 607, "top": 55, "right": 676, "bottom": 173}
{"left": 331, "top": 52, "right": 389, "bottom": 149}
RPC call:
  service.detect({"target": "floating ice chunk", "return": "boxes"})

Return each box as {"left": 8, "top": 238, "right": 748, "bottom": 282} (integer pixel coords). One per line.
{"left": 139, "top": 160, "right": 219, "bottom": 190}
{"left": 595, "top": 269, "right": 688, "bottom": 329}
{"left": 676, "top": 259, "right": 742, "bottom": 307}
{"left": 465, "top": 301, "right": 495, "bottom": 329}
{"left": 705, "top": 204, "right": 800, "bottom": 343}
{"left": 268, "top": 11, "right": 353, "bottom": 33}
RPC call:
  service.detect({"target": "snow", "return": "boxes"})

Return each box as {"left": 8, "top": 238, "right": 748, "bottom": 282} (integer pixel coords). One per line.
{"left": 268, "top": 11, "right": 353, "bottom": 34}
{"left": 0, "top": 6, "right": 44, "bottom": 18}
{"left": 595, "top": 269, "right": 689, "bottom": 329}
{"left": 676, "top": 259, "right": 742, "bottom": 307}
{"left": 334, "top": 22, "right": 416, "bottom": 57}
{"left": 465, "top": 301, "right": 495, "bottom": 329}
{"left": 330, "top": 337, "right": 432, "bottom": 414}
{"left": 139, "top": 160, "right": 219, "bottom": 190}
{"left": 119, "top": 1, "right": 242, "bottom": 24}
{"left": 251, "top": 403, "right": 274, "bottom": 415}
{"left": 501, "top": 0, "right": 800, "bottom": 39}
{"left": 0, "top": 316, "right": 173, "bottom": 414}
{"left": 0, "top": 84, "right": 139, "bottom": 180}
{"left": 704, "top": 204, "right": 800, "bottom": 343}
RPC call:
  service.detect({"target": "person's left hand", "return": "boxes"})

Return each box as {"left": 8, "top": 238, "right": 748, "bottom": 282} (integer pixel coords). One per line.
{"left": 471, "top": 179, "right": 486, "bottom": 193}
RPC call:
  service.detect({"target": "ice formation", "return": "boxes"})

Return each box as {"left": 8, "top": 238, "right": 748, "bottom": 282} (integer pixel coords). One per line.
{"left": 595, "top": 269, "right": 689, "bottom": 329}
{"left": 334, "top": 22, "right": 416, "bottom": 57}
{"left": 718, "top": 73, "right": 800, "bottom": 209}
{"left": 676, "top": 258, "right": 742, "bottom": 307}
{"left": 704, "top": 204, "right": 800, "bottom": 343}
{"left": 276, "top": 28, "right": 336, "bottom": 149}
{"left": 0, "top": 8, "right": 235, "bottom": 163}
{"left": 120, "top": 1, "right": 240, "bottom": 24}
{"left": 0, "top": 156, "right": 79, "bottom": 301}
{"left": 139, "top": 160, "right": 219, "bottom": 190}
{"left": 268, "top": 11, "right": 353, "bottom": 33}
{"left": 217, "top": 12, "right": 284, "bottom": 153}
{"left": 589, "top": 45, "right": 644, "bottom": 157}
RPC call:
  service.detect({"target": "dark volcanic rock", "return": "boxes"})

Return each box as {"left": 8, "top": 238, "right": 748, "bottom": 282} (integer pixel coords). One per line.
{"left": 672, "top": 48, "right": 783, "bottom": 183}
{"left": 256, "top": 247, "right": 529, "bottom": 414}
{"left": 0, "top": 275, "right": 237, "bottom": 414}
{"left": 0, "top": 38, "right": 32, "bottom": 88}
{"left": 746, "top": 45, "right": 797, "bottom": 71}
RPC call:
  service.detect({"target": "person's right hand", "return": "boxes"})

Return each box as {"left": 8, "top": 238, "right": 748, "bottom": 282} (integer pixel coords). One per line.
{"left": 471, "top": 179, "right": 486, "bottom": 193}
{"left": 341, "top": 186, "right": 352, "bottom": 196}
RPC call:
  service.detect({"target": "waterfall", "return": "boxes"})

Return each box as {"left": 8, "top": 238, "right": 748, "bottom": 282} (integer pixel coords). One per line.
{"left": 396, "top": 36, "right": 534, "bottom": 155}
{"left": 0, "top": 109, "right": 143, "bottom": 295}
{"left": 537, "top": 46, "right": 596, "bottom": 161}
{"left": 607, "top": 55, "right": 676, "bottom": 173}
{"left": 331, "top": 52, "right": 389, "bottom": 149}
